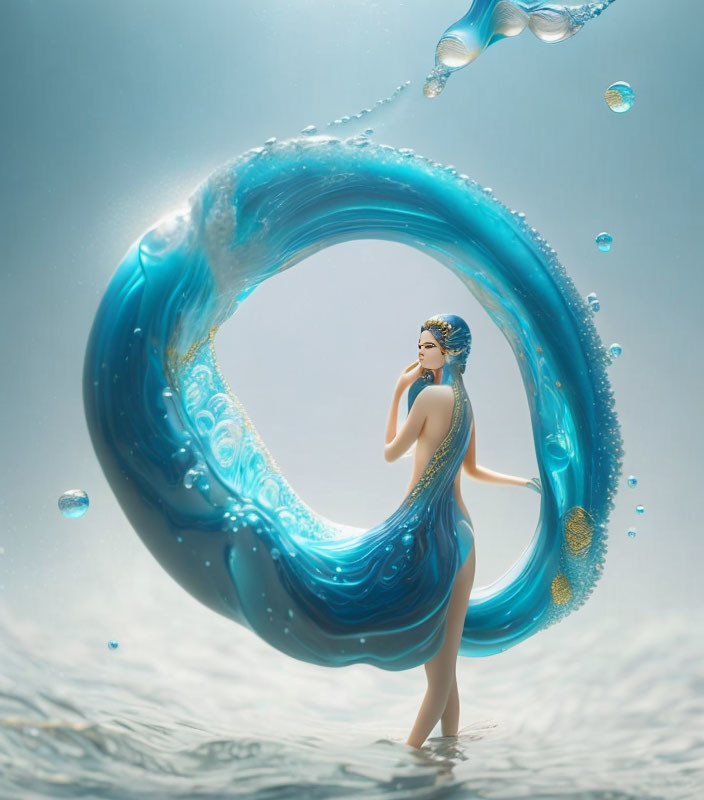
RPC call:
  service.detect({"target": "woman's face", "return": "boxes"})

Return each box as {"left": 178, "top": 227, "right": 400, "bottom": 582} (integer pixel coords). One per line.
{"left": 418, "top": 329, "right": 446, "bottom": 369}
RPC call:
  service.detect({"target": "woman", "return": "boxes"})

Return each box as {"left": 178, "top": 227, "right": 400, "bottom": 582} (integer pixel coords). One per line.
{"left": 383, "top": 314, "right": 538, "bottom": 749}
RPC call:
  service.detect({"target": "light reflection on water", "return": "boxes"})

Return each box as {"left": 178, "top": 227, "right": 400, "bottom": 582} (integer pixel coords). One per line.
{"left": 0, "top": 603, "right": 701, "bottom": 799}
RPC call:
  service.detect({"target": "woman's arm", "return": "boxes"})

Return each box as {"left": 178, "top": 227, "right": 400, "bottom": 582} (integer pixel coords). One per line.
{"left": 462, "top": 424, "right": 537, "bottom": 489}
{"left": 384, "top": 363, "right": 425, "bottom": 462}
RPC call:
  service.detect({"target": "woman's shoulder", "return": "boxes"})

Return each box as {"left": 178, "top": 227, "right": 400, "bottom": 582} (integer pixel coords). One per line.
{"left": 424, "top": 384, "right": 454, "bottom": 404}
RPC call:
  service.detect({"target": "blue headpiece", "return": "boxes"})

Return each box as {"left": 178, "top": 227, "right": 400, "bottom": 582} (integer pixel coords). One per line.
{"left": 421, "top": 313, "right": 472, "bottom": 374}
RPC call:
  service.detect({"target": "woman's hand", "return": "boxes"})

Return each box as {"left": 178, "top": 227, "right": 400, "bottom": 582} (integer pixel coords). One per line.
{"left": 396, "top": 362, "right": 424, "bottom": 393}
{"left": 523, "top": 476, "right": 542, "bottom": 494}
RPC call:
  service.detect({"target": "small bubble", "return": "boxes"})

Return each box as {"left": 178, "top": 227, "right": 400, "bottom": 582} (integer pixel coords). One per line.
{"left": 271, "top": 548, "right": 281, "bottom": 560}
{"left": 627, "top": 475, "right": 638, "bottom": 488}
{"left": 635, "top": 505, "right": 645, "bottom": 514}
{"left": 627, "top": 528, "right": 637, "bottom": 538}
{"left": 108, "top": 640, "right": 119, "bottom": 650}
{"left": 605, "top": 81, "right": 634, "bottom": 113}
{"left": 300, "top": 125, "right": 317, "bottom": 135}
{"left": 176, "top": 535, "right": 183, "bottom": 543}
{"left": 287, "top": 608, "right": 294, "bottom": 619}
{"left": 609, "top": 343, "right": 622, "bottom": 359}
{"left": 359, "top": 637, "right": 366, "bottom": 644}
{"left": 58, "top": 489, "right": 89, "bottom": 519}
{"left": 401, "top": 533, "right": 414, "bottom": 547}
{"left": 596, "top": 232, "right": 613, "bottom": 252}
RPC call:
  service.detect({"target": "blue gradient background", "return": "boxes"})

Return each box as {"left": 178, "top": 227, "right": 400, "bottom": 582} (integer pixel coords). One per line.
{"left": 0, "top": 1, "right": 701, "bottom": 791}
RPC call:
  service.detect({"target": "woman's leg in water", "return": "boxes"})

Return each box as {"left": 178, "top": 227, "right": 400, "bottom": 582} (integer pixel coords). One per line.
{"left": 440, "top": 670, "right": 459, "bottom": 736}
{"left": 405, "top": 546, "right": 476, "bottom": 748}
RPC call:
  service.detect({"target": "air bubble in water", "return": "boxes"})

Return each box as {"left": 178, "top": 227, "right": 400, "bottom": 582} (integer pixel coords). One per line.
{"left": 596, "top": 232, "right": 613, "bottom": 252}
{"left": 605, "top": 81, "right": 634, "bottom": 113}
{"left": 58, "top": 489, "right": 89, "bottom": 518}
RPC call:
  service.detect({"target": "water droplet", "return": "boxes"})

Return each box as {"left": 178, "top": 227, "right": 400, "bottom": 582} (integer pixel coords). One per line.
{"left": 627, "top": 528, "right": 637, "bottom": 538}
{"left": 108, "top": 640, "right": 119, "bottom": 650}
{"left": 58, "top": 489, "right": 89, "bottom": 519}
{"left": 609, "top": 343, "right": 622, "bottom": 359}
{"left": 401, "top": 533, "right": 414, "bottom": 547}
{"left": 627, "top": 475, "right": 638, "bottom": 488}
{"left": 635, "top": 505, "right": 645, "bottom": 514}
{"left": 596, "top": 232, "right": 613, "bottom": 252}
{"left": 335, "top": 566, "right": 342, "bottom": 573}
{"left": 605, "top": 81, "right": 634, "bottom": 113}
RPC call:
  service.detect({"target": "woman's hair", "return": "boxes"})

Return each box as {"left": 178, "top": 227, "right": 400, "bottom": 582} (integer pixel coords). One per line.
{"left": 419, "top": 313, "right": 472, "bottom": 375}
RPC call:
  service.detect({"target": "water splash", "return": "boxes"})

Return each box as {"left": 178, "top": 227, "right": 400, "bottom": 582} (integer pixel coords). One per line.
{"left": 325, "top": 81, "right": 412, "bottom": 132}
{"left": 425, "top": 1, "right": 617, "bottom": 97}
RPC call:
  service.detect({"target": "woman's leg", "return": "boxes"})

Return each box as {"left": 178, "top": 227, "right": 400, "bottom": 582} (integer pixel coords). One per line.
{"left": 405, "top": 547, "right": 476, "bottom": 748}
{"left": 440, "top": 670, "right": 459, "bottom": 736}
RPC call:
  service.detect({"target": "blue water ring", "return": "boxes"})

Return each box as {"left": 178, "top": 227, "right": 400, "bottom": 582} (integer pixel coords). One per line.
{"left": 83, "top": 135, "right": 623, "bottom": 666}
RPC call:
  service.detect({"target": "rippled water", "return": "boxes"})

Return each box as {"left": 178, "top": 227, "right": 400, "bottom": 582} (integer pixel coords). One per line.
{"left": 1, "top": 603, "right": 701, "bottom": 799}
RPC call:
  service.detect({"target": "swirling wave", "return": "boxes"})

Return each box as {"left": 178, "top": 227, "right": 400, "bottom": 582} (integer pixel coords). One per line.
{"left": 83, "top": 134, "right": 622, "bottom": 669}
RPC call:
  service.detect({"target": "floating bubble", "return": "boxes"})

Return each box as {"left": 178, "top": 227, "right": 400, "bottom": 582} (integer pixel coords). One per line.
{"left": 300, "top": 125, "right": 317, "bottom": 136}
{"left": 609, "top": 343, "right": 622, "bottom": 359}
{"left": 58, "top": 489, "right": 89, "bottom": 519}
{"left": 605, "top": 81, "right": 635, "bottom": 113}
{"left": 596, "top": 232, "right": 613, "bottom": 252}
{"left": 635, "top": 505, "right": 645, "bottom": 514}
{"left": 401, "top": 532, "right": 414, "bottom": 547}
{"left": 627, "top": 528, "right": 637, "bottom": 538}
{"left": 627, "top": 475, "right": 638, "bottom": 488}
{"left": 107, "top": 640, "right": 119, "bottom": 650}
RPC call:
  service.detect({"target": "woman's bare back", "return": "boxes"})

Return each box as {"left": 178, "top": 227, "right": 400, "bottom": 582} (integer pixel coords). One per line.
{"left": 404, "top": 385, "right": 471, "bottom": 518}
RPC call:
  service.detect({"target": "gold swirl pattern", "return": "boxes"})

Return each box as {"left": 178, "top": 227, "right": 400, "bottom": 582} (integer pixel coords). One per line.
{"left": 551, "top": 573, "right": 572, "bottom": 605}
{"left": 564, "top": 506, "right": 594, "bottom": 556}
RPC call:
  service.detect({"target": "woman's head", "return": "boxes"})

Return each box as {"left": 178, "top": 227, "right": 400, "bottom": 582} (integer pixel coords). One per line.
{"left": 419, "top": 314, "right": 472, "bottom": 374}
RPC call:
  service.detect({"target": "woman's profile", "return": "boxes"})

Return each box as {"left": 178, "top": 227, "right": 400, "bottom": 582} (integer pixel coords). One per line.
{"left": 383, "top": 314, "right": 539, "bottom": 749}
